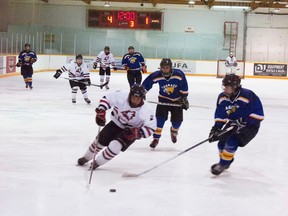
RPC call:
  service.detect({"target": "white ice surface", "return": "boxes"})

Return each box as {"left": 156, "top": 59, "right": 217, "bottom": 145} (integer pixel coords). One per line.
{"left": 0, "top": 72, "right": 288, "bottom": 216}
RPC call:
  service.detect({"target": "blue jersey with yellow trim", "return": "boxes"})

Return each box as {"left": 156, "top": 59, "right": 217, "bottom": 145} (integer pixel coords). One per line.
{"left": 18, "top": 50, "right": 37, "bottom": 66}
{"left": 122, "top": 52, "right": 145, "bottom": 70}
{"left": 214, "top": 88, "right": 264, "bottom": 128}
{"left": 142, "top": 69, "right": 189, "bottom": 103}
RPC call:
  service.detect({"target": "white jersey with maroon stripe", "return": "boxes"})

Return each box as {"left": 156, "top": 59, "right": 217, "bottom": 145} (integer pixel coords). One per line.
{"left": 59, "top": 62, "right": 90, "bottom": 80}
{"left": 98, "top": 90, "right": 156, "bottom": 138}
{"left": 95, "top": 51, "right": 115, "bottom": 69}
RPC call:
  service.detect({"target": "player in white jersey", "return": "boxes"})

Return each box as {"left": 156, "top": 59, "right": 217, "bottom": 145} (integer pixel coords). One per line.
{"left": 225, "top": 52, "right": 238, "bottom": 74}
{"left": 53, "top": 54, "right": 91, "bottom": 104}
{"left": 78, "top": 84, "right": 156, "bottom": 170}
{"left": 93, "top": 46, "right": 116, "bottom": 90}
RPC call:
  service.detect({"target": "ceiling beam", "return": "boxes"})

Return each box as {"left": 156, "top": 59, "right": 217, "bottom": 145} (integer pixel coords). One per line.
{"left": 104, "top": 0, "right": 288, "bottom": 9}
{"left": 151, "top": 0, "right": 157, "bottom": 7}
{"left": 82, "top": 0, "right": 91, "bottom": 4}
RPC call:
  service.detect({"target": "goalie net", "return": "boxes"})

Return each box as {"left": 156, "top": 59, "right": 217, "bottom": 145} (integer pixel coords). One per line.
{"left": 217, "top": 60, "right": 245, "bottom": 78}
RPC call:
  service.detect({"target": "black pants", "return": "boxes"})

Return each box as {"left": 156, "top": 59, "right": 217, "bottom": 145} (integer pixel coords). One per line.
{"left": 99, "top": 67, "right": 111, "bottom": 76}
{"left": 156, "top": 104, "right": 183, "bottom": 122}
{"left": 127, "top": 70, "right": 142, "bottom": 88}
{"left": 98, "top": 121, "right": 136, "bottom": 152}
{"left": 219, "top": 123, "right": 260, "bottom": 147}
{"left": 69, "top": 79, "right": 87, "bottom": 91}
{"left": 21, "top": 65, "right": 33, "bottom": 76}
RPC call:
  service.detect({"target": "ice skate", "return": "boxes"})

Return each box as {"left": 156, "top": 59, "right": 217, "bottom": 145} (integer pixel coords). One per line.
{"left": 72, "top": 99, "right": 76, "bottom": 104}
{"left": 78, "top": 157, "right": 89, "bottom": 166}
{"left": 90, "top": 160, "right": 100, "bottom": 170}
{"left": 211, "top": 158, "right": 234, "bottom": 175}
{"left": 150, "top": 138, "right": 159, "bottom": 149}
{"left": 170, "top": 127, "right": 178, "bottom": 143}
{"left": 84, "top": 98, "right": 91, "bottom": 104}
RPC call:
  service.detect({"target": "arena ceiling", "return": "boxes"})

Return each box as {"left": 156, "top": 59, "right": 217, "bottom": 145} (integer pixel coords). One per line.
{"left": 44, "top": 0, "right": 288, "bottom": 10}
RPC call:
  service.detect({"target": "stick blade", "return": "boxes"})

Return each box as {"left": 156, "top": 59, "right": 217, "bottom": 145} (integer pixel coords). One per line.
{"left": 122, "top": 172, "right": 140, "bottom": 178}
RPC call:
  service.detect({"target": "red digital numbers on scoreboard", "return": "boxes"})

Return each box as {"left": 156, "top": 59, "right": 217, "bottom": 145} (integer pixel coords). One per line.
{"left": 88, "top": 10, "right": 162, "bottom": 30}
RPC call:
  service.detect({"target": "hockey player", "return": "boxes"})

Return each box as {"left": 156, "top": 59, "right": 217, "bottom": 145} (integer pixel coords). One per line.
{"left": 93, "top": 46, "right": 116, "bottom": 90}
{"left": 208, "top": 74, "right": 264, "bottom": 175}
{"left": 142, "top": 58, "right": 189, "bottom": 149}
{"left": 53, "top": 54, "right": 91, "bottom": 104}
{"left": 122, "top": 46, "right": 147, "bottom": 87}
{"left": 77, "top": 84, "right": 156, "bottom": 169}
{"left": 16, "top": 43, "right": 37, "bottom": 89}
{"left": 225, "top": 52, "right": 238, "bottom": 74}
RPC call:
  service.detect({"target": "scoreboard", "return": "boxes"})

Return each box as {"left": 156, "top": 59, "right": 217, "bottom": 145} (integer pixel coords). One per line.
{"left": 88, "top": 10, "right": 162, "bottom": 30}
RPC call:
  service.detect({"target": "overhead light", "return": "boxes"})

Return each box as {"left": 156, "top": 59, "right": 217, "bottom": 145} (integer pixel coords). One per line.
{"left": 188, "top": 0, "right": 195, "bottom": 4}
{"left": 211, "top": 5, "right": 250, "bottom": 11}
{"left": 104, "top": 1, "right": 110, "bottom": 7}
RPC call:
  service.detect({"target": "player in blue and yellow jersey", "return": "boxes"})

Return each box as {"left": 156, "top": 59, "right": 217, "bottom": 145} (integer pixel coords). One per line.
{"left": 16, "top": 43, "right": 37, "bottom": 89}
{"left": 209, "top": 74, "right": 264, "bottom": 175}
{"left": 142, "top": 58, "right": 189, "bottom": 148}
{"left": 122, "top": 46, "right": 147, "bottom": 87}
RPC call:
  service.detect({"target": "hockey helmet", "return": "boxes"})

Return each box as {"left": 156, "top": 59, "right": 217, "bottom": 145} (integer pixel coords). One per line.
{"left": 129, "top": 84, "right": 146, "bottom": 99}
{"left": 24, "top": 43, "right": 31, "bottom": 47}
{"left": 128, "top": 46, "right": 135, "bottom": 50}
{"left": 76, "top": 54, "right": 83, "bottom": 60}
{"left": 160, "top": 58, "right": 173, "bottom": 77}
{"left": 104, "top": 46, "right": 110, "bottom": 55}
{"left": 160, "top": 58, "right": 172, "bottom": 68}
{"left": 129, "top": 84, "right": 146, "bottom": 107}
{"left": 222, "top": 74, "right": 241, "bottom": 93}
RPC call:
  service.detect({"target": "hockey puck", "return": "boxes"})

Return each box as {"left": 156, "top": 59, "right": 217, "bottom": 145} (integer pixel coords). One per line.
{"left": 110, "top": 189, "right": 116, "bottom": 193}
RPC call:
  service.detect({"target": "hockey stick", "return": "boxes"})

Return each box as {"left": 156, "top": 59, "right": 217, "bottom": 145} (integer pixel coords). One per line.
{"left": 147, "top": 100, "right": 211, "bottom": 109}
{"left": 60, "top": 77, "right": 108, "bottom": 88}
{"left": 86, "top": 126, "right": 102, "bottom": 191}
{"left": 122, "top": 125, "right": 235, "bottom": 178}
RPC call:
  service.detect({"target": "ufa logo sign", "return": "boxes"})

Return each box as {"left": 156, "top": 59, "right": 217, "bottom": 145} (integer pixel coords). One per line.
{"left": 6, "top": 56, "right": 16, "bottom": 73}
{"left": 173, "top": 61, "right": 188, "bottom": 70}
{"left": 172, "top": 61, "right": 195, "bottom": 74}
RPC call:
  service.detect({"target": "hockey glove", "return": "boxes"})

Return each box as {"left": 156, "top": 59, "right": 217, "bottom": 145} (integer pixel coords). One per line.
{"left": 53, "top": 69, "right": 62, "bottom": 79}
{"left": 229, "top": 118, "right": 247, "bottom": 132}
{"left": 123, "top": 128, "right": 143, "bottom": 141}
{"left": 30, "top": 58, "right": 37, "bottom": 64}
{"left": 208, "top": 126, "right": 222, "bottom": 143}
{"left": 16, "top": 62, "right": 21, "bottom": 67}
{"left": 142, "top": 65, "right": 147, "bottom": 73}
{"left": 86, "top": 78, "right": 91, "bottom": 86}
{"left": 93, "top": 62, "right": 97, "bottom": 69}
{"left": 95, "top": 108, "right": 106, "bottom": 126}
{"left": 179, "top": 97, "right": 189, "bottom": 110}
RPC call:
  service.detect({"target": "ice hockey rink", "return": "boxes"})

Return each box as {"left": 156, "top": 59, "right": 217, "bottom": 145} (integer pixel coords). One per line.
{"left": 0, "top": 72, "right": 287, "bottom": 216}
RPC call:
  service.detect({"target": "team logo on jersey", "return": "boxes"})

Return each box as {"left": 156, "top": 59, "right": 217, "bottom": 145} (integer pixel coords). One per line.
{"left": 75, "top": 67, "right": 83, "bottom": 76}
{"left": 225, "top": 104, "right": 239, "bottom": 115}
{"left": 162, "top": 84, "right": 177, "bottom": 95}
{"left": 104, "top": 56, "right": 109, "bottom": 61}
{"left": 24, "top": 56, "right": 31, "bottom": 62}
{"left": 129, "top": 57, "right": 137, "bottom": 64}
{"left": 121, "top": 110, "right": 136, "bottom": 121}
